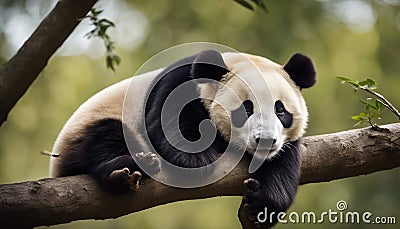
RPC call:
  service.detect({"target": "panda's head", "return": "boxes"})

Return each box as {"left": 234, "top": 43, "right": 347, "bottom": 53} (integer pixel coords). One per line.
{"left": 191, "top": 50, "right": 316, "bottom": 159}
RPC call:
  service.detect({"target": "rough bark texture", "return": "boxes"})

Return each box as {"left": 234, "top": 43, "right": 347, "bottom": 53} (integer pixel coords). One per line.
{"left": 0, "top": 123, "right": 399, "bottom": 228}
{"left": 0, "top": 0, "right": 98, "bottom": 127}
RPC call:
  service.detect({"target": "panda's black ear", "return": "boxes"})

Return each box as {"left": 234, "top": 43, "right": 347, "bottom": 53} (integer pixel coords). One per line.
{"left": 191, "top": 50, "right": 229, "bottom": 81}
{"left": 284, "top": 53, "right": 316, "bottom": 89}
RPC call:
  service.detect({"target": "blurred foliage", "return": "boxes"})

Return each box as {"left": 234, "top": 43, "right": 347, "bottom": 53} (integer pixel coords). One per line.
{"left": 84, "top": 8, "right": 121, "bottom": 71}
{"left": 0, "top": 0, "right": 400, "bottom": 228}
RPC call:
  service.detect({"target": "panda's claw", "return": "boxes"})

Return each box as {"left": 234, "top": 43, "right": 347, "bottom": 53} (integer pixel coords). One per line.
{"left": 135, "top": 152, "right": 145, "bottom": 158}
{"left": 109, "top": 167, "right": 130, "bottom": 181}
{"left": 242, "top": 178, "right": 267, "bottom": 226}
{"left": 244, "top": 178, "right": 260, "bottom": 192}
{"left": 109, "top": 168, "right": 142, "bottom": 192}
{"left": 128, "top": 171, "right": 142, "bottom": 191}
{"left": 143, "top": 152, "right": 158, "bottom": 165}
{"left": 136, "top": 152, "right": 161, "bottom": 175}
{"left": 121, "top": 167, "right": 130, "bottom": 174}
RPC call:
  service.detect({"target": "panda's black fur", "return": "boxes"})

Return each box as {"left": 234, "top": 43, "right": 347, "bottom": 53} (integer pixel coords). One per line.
{"left": 242, "top": 140, "right": 301, "bottom": 227}
{"left": 144, "top": 53, "right": 229, "bottom": 168}
{"left": 50, "top": 50, "right": 316, "bottom": 228}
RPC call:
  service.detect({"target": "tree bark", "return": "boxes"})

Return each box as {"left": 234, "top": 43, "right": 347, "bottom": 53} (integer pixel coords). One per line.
{"left": 0, "top": 0, "right": 98, "bottom": 127}
{"left": 0, "top": 123, "right": 399, "bottom": 228}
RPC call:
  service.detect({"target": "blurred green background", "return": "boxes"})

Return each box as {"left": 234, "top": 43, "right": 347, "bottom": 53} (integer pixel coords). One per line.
{"left": 0, "top": 0, "right": 399, "bottom": 228}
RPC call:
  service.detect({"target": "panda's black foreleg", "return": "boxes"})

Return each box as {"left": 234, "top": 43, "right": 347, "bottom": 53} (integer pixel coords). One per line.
{"left": 241, "top": 140, "right": 301, "bottom": 228}
{"left": 91, "top": 153, "right": 161, "bottom": 193}
{"left": 72, "top": 118, "right": 160, "bottom": 192}
{"left": 91, "top": 155, "right": 141, "bottom": 192}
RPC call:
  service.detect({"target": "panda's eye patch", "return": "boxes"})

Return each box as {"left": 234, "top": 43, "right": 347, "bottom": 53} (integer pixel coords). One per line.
{"left": 243, "top": 100, "right": 254, "bottom": 116}
{"left": 275, "top": 101, "right": 285, "bottom": 115}
{"left": 231, "top": 100, "right": 253, "bottom": 128}
{"left": 275, "top": 100, "right": 293, "bottom": 128}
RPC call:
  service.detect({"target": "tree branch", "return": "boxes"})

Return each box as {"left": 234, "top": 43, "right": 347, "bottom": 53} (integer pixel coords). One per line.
{"left": 0, "top": 0, "right": 98, "bottom": 127}
{"left": 364, "top": 88, "right": 400, "bottom": 119}
{"left": 0, "top": 123, "right": 399, "bottom": 228}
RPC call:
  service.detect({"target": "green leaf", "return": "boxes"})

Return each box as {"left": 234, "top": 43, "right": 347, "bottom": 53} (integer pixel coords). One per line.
{"left": 359, "top": 78, "right": 377, "bottom": 89}
{"left": 358, "top": 80, "right": 368, "bottom": 86}
{"left": 365, "top": 104, "right": 371, "bottom": 114}
{"left": 358, "top": 112, "right": 367, "bottom": 118}
{"left": 369, "top": 104, "right": 378, "bottom": 110}
{"left": 336, "top": 77, "right": 361, "bottom": 89}
{"left": 84, "top": 7, "right": 120, "bottom": 71}
{"left": 351, "top": 115, "right": 362, "bottom": 121}
{"left": 336, "top": 76, "right": 352, "bottom": 82}
{"left": 91, "top": 8, "right": 103, "bottom": 17}
{"left": 113, "top": 55, "right": 121, "bottom": 65}
{"left": 106, "top": 55, "right": 114, "bottom": 71}
{"left": 375, "top": 100, "right": 380, "bottom": 109}
{"left": 370, "top": 100, "right": 380, "bottom": 110}
{"left": 99, "top": 18, "right": 115, "bottom": 27}
{"left": 234, "top": 0, "right": 254, "bottom": 11}
{"left": 352, "top": 113, "right": 368, "bottom": 121}
{"left": 371, "top": 113, "right": 381, "bottom": 118}
{"left": 366, "top": 78, "right": 376, "bottom": 87}
{"left": 84, "top": 29, "right": 96, "bottom": 38}
{"left": 358, "top": 99, "right": 368, "bottom": 105}
{"left": 365, "top": 78, "right": 376, "bottom": 87}
{"left": 105, "top": 54, "right": 121, "bottom": 72}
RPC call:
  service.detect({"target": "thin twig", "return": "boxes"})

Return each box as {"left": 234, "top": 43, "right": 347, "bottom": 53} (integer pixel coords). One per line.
{"left": 364, "top": 88, "right": 400, "bottom": 119}
{"left": 40, "top": 150, "right": 60, "bottom": 157}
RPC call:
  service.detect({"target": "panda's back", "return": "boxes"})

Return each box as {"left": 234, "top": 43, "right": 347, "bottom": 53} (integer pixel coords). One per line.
{"left": 49, "top": 69, "right": 162, "bottom": 177}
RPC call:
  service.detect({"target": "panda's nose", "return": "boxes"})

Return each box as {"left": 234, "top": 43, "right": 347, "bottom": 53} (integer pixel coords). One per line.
{"left": 255, "top": 137, "right": 276, "bottom": 145}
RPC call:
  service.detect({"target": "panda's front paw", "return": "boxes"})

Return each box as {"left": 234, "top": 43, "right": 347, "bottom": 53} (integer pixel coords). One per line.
{"left": 242, "top": 178, "right": 271, "bottom": 228}
{"left": 109, "top": 167, "right": 142, "bottom": 191}
{"left": 135, "top": 152, "right": 161, "bottom": 175}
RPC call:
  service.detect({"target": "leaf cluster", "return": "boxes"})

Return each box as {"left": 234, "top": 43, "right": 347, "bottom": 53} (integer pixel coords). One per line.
{"left": 337, "top": 77, "right": 399, "bottom": 128}
{"left": 337, "top": 77, "right": 376, "bottom": 91}
{"left": 84, "top": 8, "right": 121, "bottom": 71}
{"left": 352, "top": 97, "right": 383, "bottom": 127}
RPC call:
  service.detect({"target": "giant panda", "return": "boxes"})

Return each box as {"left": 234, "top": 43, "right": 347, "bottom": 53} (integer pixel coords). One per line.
{"left": 49, "top": 49, "right": 316, "bottom": 227}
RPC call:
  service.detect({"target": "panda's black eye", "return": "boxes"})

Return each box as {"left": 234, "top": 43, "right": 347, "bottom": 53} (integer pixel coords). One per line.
{"left": 275, "top": 101, "right": 285, "bottom": 115}
{"left": 243, "top": 100, "right": 254, "bottom": 116}
{"left": 231, "top": 100, "right": 253, "bottom": 128}
{"left": 275, "top": 100, "right": 293, "bottom": 128}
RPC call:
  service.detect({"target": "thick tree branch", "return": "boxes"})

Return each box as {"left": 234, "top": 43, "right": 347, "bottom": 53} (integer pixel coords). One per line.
{"left": 0, "top": 123, "right": 399, "bottom": 228}
{"left": 0, "top": 0, "right": 97, "bottom": 127}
